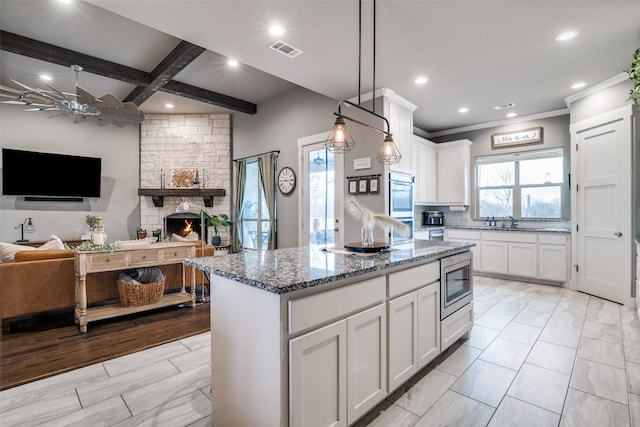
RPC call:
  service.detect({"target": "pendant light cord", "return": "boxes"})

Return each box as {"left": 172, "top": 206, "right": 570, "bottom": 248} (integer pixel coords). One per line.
{"left": 372, "top": 0, "right": 376, "bottom": 113}
{"left": 358, "top": 0, "right": 362, "bottom": 106}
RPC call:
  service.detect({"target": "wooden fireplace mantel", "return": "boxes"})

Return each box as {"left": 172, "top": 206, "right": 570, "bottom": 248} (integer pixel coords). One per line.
{"left": 138, "top": 188, "right": 226, "bottom": 207}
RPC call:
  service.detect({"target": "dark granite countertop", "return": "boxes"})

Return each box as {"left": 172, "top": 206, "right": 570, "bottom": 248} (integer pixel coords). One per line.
{"left": 184, "top": 239, "right": 473, "bottom": 295}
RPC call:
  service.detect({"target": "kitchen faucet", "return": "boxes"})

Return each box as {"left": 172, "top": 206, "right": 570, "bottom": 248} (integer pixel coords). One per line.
{"left": 502, "top": 216, "right": 516, "bottom": 228}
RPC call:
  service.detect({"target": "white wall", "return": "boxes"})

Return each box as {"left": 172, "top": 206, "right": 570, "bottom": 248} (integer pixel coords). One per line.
{"left": 233, "top": 86, "right": 338, "bottom": 248}
{"left": 0, "top": 104, "right": 139, "bottom": 243}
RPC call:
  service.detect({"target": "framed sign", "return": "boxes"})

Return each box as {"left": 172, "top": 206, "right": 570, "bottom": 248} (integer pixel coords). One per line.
{"left": 491, "top": 127, "right": 543, "bottom": 148}
{"left": 348, "top": 179, "right": 358, "bottom": 195}
{"left": 368, "top": 176, "right": 379, "bottom": 193}
{"left": 358, "top": 179, "right": 368, "bottom": 193}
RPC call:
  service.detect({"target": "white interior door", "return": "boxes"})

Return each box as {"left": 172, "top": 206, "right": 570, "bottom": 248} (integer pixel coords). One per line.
{"left": 298, "top": 133, "right": 344, "bottom": 247}
{"left": 572, "top": 105, "right": 633, "bottom": 305}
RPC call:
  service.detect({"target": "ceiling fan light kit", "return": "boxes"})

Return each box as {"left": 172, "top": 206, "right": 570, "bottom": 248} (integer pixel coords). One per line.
{"left": 0, "top": 64, "right": 145, "bottom": 127}
{"left": 324, "top": 0, "right": 401, "bottom": 165}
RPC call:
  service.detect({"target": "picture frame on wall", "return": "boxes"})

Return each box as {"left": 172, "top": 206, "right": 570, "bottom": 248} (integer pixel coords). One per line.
{"left": 368, "top": 176, "right": 379, "bottom": 193}
{"left": 358, "top": 179, "right": 368, "bottom": 193}
{"left": 348, "top": 179, "right": 358, "bottom": 195}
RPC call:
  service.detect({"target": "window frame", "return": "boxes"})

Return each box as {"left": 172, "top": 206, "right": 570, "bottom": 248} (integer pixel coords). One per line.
{"left": 239, "top": 160, "right": 270, "bottom": 250}
{"left": 475, "top": 147, "right": 566, "bottom": 221}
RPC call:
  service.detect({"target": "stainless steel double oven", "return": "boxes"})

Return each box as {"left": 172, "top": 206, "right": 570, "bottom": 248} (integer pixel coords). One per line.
{"left": 388, "top": 171, "right": 414, "bottom": 244}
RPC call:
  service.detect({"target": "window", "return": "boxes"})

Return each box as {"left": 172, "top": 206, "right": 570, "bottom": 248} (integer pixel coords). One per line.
{"left": 239, "top": 160, "right": 270, "bottom": 250}
{"left": 476, "top": 148, "right": 564, "bottom": 220}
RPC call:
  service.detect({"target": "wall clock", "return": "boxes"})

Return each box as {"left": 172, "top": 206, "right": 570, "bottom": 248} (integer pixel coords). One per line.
{"left": 278, "top": 166, "right": 296, "bottom": 195}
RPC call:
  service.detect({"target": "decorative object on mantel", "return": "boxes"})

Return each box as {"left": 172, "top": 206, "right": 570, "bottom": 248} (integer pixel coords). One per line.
{"left": 491, "top": 127, "right": 543, "bottom": 149}
{"left": 325, "top": 0, "right": 401, "bottom": 165}
{"left": 0, "top": 65, "right": 144, "bottom": 127}
{"left": 346, "top": 197, "right": 409, "bottom": 250}
{"left": 201, "top": 212, "right": 232, "bottom": 247}
{"left": 171, "top": 168, "right": 199, "bottom": 188}
{"left": 626, "top": 47, "right": 640, "bottom": 106}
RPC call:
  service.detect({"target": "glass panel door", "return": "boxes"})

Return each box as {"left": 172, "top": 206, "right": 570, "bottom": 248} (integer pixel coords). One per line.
{"left": 300, "top": 138, "right": 344, "bottom": 247}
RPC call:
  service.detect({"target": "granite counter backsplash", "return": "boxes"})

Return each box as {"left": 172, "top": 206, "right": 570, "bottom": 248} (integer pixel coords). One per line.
{"left": 184, "top": 240, "right": 473, "bottom": 295}
{"left": 443, "top": 225, "right": 570, "bottom": 234}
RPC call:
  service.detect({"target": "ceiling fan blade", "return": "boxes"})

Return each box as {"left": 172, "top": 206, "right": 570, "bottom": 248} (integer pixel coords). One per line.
{"left": 0, "top": 84, "right": 25, "bottom": 95}
{"left": 2, "top": 100, "right": 28, "bottom": 105}
{"left": 10, "top": 79, "right": 36, "bottom": 92}
{"left": 96, "top": 93, "right": 123, "bottom": 108}
{"left": 41, "top": 81, "right": 69, "bottom": 100}
{"left": 75, "top": 86, "right": 97, "bottom": 103}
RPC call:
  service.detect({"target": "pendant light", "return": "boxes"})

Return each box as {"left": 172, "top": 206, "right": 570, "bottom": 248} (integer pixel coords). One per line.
{"left": 325, "top": 0, "right": 401, "bottom": 165}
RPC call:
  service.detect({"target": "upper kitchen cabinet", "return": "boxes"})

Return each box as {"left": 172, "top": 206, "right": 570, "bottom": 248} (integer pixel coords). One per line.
{"left": 380, "top": 90, "right": 418, "bottom": 174}
{"left": 436, "top": 139, "right": 472, "bottom": 206}
{"left": 412, "top": 135, "right": 437, "bottom": 204}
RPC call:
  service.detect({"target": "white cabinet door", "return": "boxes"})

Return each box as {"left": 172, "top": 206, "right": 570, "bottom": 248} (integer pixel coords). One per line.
{"left": 415, "top": 138, "right": 437, "bottom": 204}
{"left": 538, "top": 244, "right": 567, "bottom": 282}
{"left": 387, "top": 291, "right": 418, "bottom": 392}
{"left": 508, "top": 243, "right": 537, "bottom": 278}
{"left": 389, "top": 101, "right": 413, "bottom": 174}
{"left": 436, "top": 140, "right": 471, "bottom": 205}
{"left": 417, "top": 282, "right": 440, "bottom": 369}
{"left": 290, "top": 320, "right": 347, "bottom": 427}
{"left": 481, "top": 241, "right": 508, "bottom": 274}
{"left": 347, "top": 304, "right": 387, "bottom": 424}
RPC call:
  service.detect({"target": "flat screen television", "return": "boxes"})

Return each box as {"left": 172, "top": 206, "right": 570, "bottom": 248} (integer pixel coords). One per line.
{"left": 2, "top": 148, "right": 101, "bottom": 198}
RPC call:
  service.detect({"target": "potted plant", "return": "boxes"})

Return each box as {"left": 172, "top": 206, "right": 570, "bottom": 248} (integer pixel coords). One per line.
{"left": 202, "top": 211, "right": 231, "bottom": 246}
{"left": 627, "top": 47, "right": 640, "bottom": 106}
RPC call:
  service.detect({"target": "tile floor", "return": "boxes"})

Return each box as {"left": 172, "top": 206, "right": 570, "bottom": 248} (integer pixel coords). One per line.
{"left": 1, "top": 276, "right": 639, "bottom": 426}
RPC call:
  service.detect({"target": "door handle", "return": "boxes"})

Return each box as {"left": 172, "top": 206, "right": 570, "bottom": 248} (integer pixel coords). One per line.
{"left": 614, "top": 232, "right": 623, "bottom": 237}
{"left": 334, "top": 227, "right": 340, "bottom": 232}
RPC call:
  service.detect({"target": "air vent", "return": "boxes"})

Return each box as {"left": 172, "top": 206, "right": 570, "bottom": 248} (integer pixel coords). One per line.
{"left": 268, "top": 40, "right": 303, "bottom": 58}
{"left": 494, "top": 102, "right": 516, "bottom": 110}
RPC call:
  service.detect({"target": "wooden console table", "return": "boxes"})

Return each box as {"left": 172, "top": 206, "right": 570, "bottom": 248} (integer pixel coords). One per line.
{"left": 74, "top": 241, "right": 197, "bottom": 333}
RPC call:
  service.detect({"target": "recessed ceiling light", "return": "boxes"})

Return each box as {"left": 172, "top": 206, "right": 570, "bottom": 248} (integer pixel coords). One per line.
{"left": 228, "top": 59, "right": 239, "bottom": 67}
{"left": 39, "top": 74, "right": 52, "bottom": 81}
{"left": 556, "top": 30, "right": 578, "bottom": 42}
{"left": 269, "top": 24, "right": 286, "bottom": 36}
{"left": 165, "top": 103, "right": 174, "bottom": 109}
{"left": 571, "top": 81, "right": 587, "bottom": 89}
{"left": 458, "top": 107, "right": 469, "bottom": 113}
{"left": 506, "top": 112, "right": 517, "bottom": 118}
{"left": 414, "top": 76, "right": 428, "bottom": 85}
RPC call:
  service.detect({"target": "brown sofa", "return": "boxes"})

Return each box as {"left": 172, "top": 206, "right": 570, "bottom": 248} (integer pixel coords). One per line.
{"left": 0, "top": 243, "right": 214, "bottom": 332}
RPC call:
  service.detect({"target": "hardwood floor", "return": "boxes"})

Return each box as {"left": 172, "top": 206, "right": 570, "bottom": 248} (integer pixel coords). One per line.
{"left": 0, "top": 302, "right": 210, "bottom": 391}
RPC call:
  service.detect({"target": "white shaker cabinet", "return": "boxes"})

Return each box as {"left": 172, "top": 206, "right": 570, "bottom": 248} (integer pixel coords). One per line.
{"left": 436, "top": 139, "right": 472, "bottom": 206}
{"left": 412, "top": 135, "right": 437, "bottom": 204}
{"left": 383, "top": 90, "right": 417, "bottom": 174}
{"left": 508, "top": 243, "right": 538, "bottom": 278}
{"left": 289, "top": 319, "right": 348, "bottom": 427}
{"left": 346, "top": 304, "right": 387, "bottom": 424}
{"left": 387, "top": 262, "right": 440, "bottom": 392}
{"left": 538, "top": 234, "right": 568, "bottom": 282}
{"left": 480, "top": 241, "right": 509, "bottom": 275}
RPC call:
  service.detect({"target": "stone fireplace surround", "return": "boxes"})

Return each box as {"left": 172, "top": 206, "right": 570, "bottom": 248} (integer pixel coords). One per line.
{"left": 139, "top": 114, "right": 231, "bottom": 246}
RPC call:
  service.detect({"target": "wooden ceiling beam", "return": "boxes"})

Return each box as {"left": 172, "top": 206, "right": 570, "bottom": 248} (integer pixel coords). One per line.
{"left": 0, "top": 30, "right": 257, "bottom": 114}
{"left": 123, "top": 40, "right": 205, "bottom": 105}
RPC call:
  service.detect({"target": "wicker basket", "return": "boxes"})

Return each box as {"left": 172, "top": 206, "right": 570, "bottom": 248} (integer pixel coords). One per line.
{"left": 117, "top": 276, "right": 166, "bottom": 307}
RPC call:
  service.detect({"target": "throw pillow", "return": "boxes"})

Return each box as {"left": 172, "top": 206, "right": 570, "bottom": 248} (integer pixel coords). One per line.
{"left": 0, "top": 235, "right": 65, "bottom": 263}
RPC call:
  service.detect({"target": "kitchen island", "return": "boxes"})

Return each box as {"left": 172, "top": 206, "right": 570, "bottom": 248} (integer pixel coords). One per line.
{"left": 185, "top": 239, "right": 474, "bottom": 427}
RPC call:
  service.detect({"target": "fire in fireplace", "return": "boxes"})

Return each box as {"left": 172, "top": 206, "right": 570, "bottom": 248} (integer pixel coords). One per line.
{"left": 164, "top": 213, "right": 208, "bottom": 242}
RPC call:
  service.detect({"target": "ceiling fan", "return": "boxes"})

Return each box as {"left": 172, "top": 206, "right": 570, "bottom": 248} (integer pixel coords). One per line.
{"left": 0, "top": 64, "right": 145, "bottom": 127}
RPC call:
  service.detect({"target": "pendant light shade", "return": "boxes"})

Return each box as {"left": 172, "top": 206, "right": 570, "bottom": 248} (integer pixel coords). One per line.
{"left": 325, "top": 0, "right": 402, "bottom": 165}
{"left": 377, "top": 134, "right": 401, "bottom": 164}
{"left": 325, "top": 116, "right": 356, "bottom": 153}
